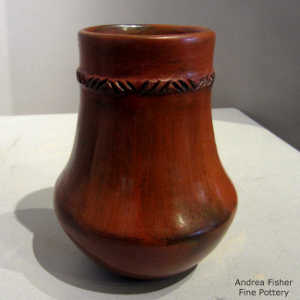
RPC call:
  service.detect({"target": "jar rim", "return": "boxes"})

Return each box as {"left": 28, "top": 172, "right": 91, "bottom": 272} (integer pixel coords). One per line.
{"left": 79, "top": 24, "right": 214, "bottom": 40}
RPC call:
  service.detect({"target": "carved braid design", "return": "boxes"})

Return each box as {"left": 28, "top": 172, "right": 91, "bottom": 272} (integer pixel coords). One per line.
{"left": 77, "top": 70, "right": 215, "bottom": 96}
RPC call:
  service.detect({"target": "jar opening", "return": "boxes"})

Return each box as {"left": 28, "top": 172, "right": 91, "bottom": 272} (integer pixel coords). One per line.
{"left": 83, "top": 24, "right": 209, "bottom": 37}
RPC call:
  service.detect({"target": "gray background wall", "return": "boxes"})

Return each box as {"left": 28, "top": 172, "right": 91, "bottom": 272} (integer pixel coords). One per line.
{"left": 1, "top": 0, "right": 299, "bottom": 149}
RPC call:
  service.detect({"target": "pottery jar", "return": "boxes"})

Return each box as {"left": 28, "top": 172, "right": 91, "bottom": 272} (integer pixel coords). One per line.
{"left": 54, "top": 24, "right": 238, "bottom": 279}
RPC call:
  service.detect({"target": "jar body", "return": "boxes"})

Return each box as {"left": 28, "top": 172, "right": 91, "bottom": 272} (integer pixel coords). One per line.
{"left": 54, "top": 25, "right": 237, "bottom": 279}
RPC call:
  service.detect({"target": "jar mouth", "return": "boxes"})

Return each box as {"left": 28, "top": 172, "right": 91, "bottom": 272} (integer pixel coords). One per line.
{"left": 80, "top": 24, "right": 212, "bottom": 39}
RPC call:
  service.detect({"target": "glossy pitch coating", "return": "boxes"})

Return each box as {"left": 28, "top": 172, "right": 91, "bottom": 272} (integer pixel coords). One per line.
{"left": 54, "top": 24, "right": 237, "bottom": 279}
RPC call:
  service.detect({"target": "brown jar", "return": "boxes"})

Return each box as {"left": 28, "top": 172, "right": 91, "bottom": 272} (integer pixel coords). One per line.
{"left": 54, "top": 24, "right": 237, "bottom": 279}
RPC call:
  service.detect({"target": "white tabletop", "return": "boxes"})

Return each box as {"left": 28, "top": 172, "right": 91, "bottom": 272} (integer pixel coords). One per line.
{"left": 0, "top": 108, "right": 299, "bottom": 300}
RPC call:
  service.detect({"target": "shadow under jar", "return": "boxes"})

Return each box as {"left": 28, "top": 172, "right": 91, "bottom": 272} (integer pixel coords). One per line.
{"left": 54, "top": 24, "right": 238, "bottom": 279}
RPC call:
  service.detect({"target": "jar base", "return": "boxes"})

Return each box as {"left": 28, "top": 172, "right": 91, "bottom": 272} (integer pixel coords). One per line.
{"left": 100, "top": 262, "right": 198, "bottom": 280}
